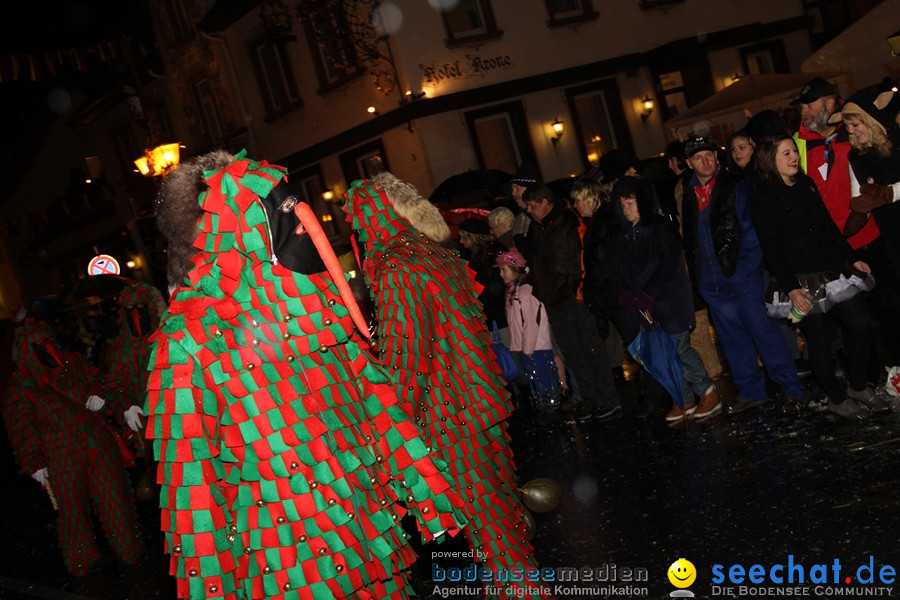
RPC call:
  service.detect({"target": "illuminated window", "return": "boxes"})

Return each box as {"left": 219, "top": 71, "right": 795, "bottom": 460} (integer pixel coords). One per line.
{"left": 565, "top": 79, "right": 633, "bottom": 169}
{"left": 465, "top": 101, "right": 537, "bottom": 176}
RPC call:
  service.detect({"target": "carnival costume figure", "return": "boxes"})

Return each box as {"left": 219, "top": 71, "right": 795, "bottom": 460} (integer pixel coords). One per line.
{"left": 342, "top": 173, "right": 554, "bottom": 600}
{"left": 103, "top": 281, "right": 167, "bottom": 436}
{"left": 3, "top": 315, "right": 143, "bottom": 575}
{"left": 147, "top": 150, "right": 467, "bottom": 600}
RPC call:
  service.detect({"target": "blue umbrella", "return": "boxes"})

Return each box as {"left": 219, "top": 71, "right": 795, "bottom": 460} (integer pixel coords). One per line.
{"left": 626, "top": 312, "right": 685, "bottom": 409}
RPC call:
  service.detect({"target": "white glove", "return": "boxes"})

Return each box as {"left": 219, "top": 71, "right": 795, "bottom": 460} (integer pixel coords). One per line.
{"left": 123, "top": 405, "right": 145, "bottom": 431}
{"left": 32, "top": 468, "right": 48, "bottom": 486}
{"left": 85, "top": 395, "right": 106, "bottom": 412}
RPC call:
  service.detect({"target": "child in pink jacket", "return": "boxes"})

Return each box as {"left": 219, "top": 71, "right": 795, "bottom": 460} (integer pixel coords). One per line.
{"left": 495, "top": 248, "right": 563, "bottom": 409}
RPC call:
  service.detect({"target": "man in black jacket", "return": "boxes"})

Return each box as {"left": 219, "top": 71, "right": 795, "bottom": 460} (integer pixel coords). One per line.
{"left": 680, "top": 136, "right": 806, "bottom": 414}
{"left": 524, "top": 183, "right": 621, "bottom": 422}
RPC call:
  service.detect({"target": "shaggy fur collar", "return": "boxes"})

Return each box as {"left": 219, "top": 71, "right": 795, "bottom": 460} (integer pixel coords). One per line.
{"left": 373, "top": 172, "right": 450, "bottom": 244}
{"left": 155, "top": 150, "right": 233, "bottom": 289}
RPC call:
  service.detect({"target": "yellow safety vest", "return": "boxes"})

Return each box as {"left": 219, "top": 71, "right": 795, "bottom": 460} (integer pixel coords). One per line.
{"left": 793, "top": 132, "right": 808, "bottom": 174}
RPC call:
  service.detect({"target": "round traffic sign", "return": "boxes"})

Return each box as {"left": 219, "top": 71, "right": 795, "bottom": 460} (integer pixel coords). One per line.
{"left": 87, "top": 254, "right": 121, "bottom": 276}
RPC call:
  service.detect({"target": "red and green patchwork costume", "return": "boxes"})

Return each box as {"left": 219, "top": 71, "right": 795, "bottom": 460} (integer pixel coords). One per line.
{"left": 104, "top": 281, "right": 166, "bottom": 439}
{"left": 146, "top": 151, "right": 466, "bottom": 600}
{"left": 3, "top": 318, "right": 143, "bottom": 575}
{"left": 343, "top": 173, "right": 552, "bottom": 600}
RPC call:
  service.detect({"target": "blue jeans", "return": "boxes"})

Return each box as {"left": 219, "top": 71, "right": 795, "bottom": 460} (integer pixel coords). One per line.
{"left": 673, "top": 330, "right": 714, "bottom": 406}
{"left": 703, "top": 280, "right": 806, "bottom": 401}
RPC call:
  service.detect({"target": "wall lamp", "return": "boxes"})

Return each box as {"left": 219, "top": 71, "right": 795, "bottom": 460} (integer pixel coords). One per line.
{"left": 134, "top": 142, "right": 182, "bottom": 177}
{"left": 550, "top": 118, "right": 565, "bottom": 151}
{"left": 366, "top": 106, "right": 379, "bottom": 116}
{"left": 641, "top": 96, "right": 655, "bottom": 122}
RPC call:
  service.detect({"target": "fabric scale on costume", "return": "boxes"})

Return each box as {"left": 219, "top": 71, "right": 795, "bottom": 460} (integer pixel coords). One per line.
{"left": 344, "top": 174, "right": 553, "bottom": 600}
{"left": 146, "top": 152, "right": 467, "bottom": 600}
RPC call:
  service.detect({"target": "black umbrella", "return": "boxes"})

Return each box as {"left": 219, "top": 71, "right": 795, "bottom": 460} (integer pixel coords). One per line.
{"left": 429, "top": 169, "right": 512, "bottom": 207}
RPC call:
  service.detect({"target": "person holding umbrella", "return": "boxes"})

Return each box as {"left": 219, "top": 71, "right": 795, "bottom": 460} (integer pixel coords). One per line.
{"left": 610, "top": 177, "right": 720, "bottom": 421}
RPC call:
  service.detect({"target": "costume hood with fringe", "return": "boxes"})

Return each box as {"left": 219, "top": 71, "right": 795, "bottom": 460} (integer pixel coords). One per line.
{"left": 344, "top": 172, "right": 450, "bottom": 246}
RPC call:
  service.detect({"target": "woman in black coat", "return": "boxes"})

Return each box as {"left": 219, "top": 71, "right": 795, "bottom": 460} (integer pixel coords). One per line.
{"left": 752, "top": 134, "right": 875, "bottom": 419}
{"left": 609, "top": 176, "right": 719, "bottom": 421}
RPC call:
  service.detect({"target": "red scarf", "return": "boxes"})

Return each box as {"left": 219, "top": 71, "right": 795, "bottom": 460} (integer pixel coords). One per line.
{"left": 693, "top": 171, "right": 718, "bottom": 212}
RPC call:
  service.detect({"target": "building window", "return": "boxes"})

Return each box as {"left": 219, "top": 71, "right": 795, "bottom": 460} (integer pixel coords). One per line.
{"left": 658, "top": 70, "right": 688, "bottom": 120}
{"left": 465, "top": 101, "right": 538, "bottom": 176}
{"left": 652, "top": 57, "right": 715, "bottom": 121}
{"left": 191, "top": 77, "right": 224, "bottom": 148}
{"left": 251, "top": 38, "right": 302, "bottom": 118}
{"left": 441, "top": 0, "right": 502, "bottom": 47}
{"left": 301, "top": 6, "right": 363, "bottom": 93}
{"left": 565, "top": 79, "right": 634, "bottom": 169}
{"left": 740, "top": 40, "right": 789, "bottom": 75}
{"left": 545, "top": 0, "right": 598, "bottom": 27}
{"left": 340, "top": 140, "right": 389, "bottom": 184}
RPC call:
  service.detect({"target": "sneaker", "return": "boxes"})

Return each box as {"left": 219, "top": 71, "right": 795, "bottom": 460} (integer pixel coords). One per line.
{"left": 828, "top": 397, "right": 864, "bottom": 420}
{"left": 694, "top": 385, "right": 722, "bottom": 419}
{"left": 846, "top": 386, "right": 874, "bottom": 403}
{"left": 665, "top": 402, "right": 697, "bottom": 421}
{"left": 594, "top": 405, "right": 621, "bottom": 422}
{"left": 727, "top": 397, "right": 768, "bottom": 415}
{"left": 848, "top": 387, "right": 891, "bottom": 413}
{"left": 795, "top": 358, "right": 812, "bottom": 377}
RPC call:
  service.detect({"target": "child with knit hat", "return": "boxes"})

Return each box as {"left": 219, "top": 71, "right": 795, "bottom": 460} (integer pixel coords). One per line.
{"left": 495, "top": 248, "right": 563, "bottom": 409}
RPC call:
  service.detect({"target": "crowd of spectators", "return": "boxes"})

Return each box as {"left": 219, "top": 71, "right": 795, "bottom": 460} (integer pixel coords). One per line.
{"left": 478, "top": 76, "right": 900, "bottom": 422}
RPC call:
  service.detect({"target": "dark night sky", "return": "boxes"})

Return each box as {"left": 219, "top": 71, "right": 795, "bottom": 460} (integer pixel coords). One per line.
{"left": 0, "top": 0, "right": 157, "bottom": 206}
{"left": 0, "top": 1, "right": 143, "bottom": 54}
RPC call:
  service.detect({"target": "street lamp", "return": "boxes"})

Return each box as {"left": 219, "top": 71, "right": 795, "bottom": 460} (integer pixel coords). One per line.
{"left": 134, "top": 142, "right": 182, "bottom": 177}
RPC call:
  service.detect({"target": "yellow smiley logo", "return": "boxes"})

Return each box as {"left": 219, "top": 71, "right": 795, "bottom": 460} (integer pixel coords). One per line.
{"left": 668, "top": 558, "right": 697, "bottom": 588}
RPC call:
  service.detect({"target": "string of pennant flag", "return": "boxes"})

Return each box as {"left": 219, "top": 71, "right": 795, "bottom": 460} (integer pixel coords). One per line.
{"left": 0, "top": 39, "right": 127, "bottom": 83}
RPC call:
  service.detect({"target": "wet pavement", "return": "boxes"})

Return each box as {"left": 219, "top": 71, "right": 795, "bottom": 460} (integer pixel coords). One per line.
{"left": 3, "top": 362, "right": 900, "bottom": 600}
